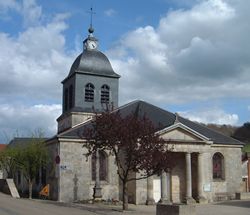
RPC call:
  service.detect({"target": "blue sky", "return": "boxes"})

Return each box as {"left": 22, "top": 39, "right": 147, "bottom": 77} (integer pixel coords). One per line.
{"left": 0, "top": 0, "right": 250, "bottom": 143}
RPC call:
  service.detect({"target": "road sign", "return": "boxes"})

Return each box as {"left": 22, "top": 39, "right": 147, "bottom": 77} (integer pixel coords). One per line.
{"left": 39, "top": 184, "right": 50, "bottom": 197}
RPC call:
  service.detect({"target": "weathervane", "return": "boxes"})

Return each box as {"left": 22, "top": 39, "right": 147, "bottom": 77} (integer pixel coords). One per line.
{"left": 84, "top": 6, "right": 98, "bottom": 50}
{"left": 87, "top": 7, "right": 96, "bottom": 34}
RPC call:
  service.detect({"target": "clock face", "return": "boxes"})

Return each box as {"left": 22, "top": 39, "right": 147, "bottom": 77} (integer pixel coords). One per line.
{"left": 87, "top": 40, "right": 97, "bottom": 50}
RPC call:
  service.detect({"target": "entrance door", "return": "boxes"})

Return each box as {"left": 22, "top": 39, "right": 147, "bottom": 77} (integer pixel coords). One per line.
{"left": 153, "top": 178, "right": 161, "bottom": 202}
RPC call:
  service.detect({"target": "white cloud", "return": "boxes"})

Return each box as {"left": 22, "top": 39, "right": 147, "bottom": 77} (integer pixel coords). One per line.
{"left": 104, "top": 8, "right": 117, "bottom": 17}
{"left": 0, "top": 0, "right": 20, "bottom": 20}
{"left": 179, "top": 108, "right": 239, "bottom": 125}
{"left": 0, "top": 0, "right": 42, "bottom": 26}
{"left": 0, "top": 104, "right": 61, "bottom": 143}
{"left": 21, "top": 0, "right": 42, "bottom": 27}
{"left": 108, "top": 0, "right": 250, "bottom": 106}
{"left": 1, "top": 0, "right": 250, "bottom": 142}
{"left": 0, "top": 0, "right": 19, "bottom": 10}
{"left": 0, "top": 12, "right": 75, "bottom": 102}
{"left": 0, "top": 1, "right": 77, "bottom": 142}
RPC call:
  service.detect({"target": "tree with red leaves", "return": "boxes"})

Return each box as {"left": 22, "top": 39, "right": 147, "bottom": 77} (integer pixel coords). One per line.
{"left": 83, "top": 110, "right": 175, "bottom": 210}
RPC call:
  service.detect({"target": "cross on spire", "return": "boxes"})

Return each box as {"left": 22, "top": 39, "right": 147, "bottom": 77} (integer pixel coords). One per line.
{"left": 87, "top": 7, "right": 95, "bottom": 34}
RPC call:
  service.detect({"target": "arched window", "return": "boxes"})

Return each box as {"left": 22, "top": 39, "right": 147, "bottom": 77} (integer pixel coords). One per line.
{"left": 91, "top": 151, "right": 108, "bottom": 181}
{"left": 69, "top": 85, "right": 74, "bottom": 109}
{"left": 64, "top": 88, "right": 68, "bottom": 111}
{"left": 213, "top": 152, "right": 225, "bottom": 180}
{"left": 85, "top": 83, "right": 95, "bottom": 102}
{"left": 101, "top": 84, "right": 110, "bottom": 103}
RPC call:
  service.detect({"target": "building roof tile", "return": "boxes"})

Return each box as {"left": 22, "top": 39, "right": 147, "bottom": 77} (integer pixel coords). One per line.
{"left": 57, "top": 100, "right": 243, "bottom": 145}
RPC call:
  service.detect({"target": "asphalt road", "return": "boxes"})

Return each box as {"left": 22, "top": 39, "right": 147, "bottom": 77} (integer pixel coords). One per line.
{"left": 0, "top": 192, "right": 250, "bottom": 215}
{"left": 0, "top": 192, "right": 98, "bottom": 215}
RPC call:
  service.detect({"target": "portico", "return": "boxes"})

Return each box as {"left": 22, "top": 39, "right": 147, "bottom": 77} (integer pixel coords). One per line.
{"left": 146, "top": 121, "right": 212, "bottom": 204}
{"left": 146, "top": 151, "right": 209, "bottom": 204}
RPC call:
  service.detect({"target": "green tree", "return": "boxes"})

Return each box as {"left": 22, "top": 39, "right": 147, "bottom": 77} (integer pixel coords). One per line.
{"left": 16, "top": 139, "right": 48, "bottom": 199}
{"left": 0, "top": 147, "right": 19, "bottom": 178}
{"left": 232, "top": 122, "right": 250, "bottom": 152}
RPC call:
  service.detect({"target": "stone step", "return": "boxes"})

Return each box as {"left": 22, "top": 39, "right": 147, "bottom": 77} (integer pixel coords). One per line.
{"left": 6, "top": 179, "right": 20, "bottom": 198}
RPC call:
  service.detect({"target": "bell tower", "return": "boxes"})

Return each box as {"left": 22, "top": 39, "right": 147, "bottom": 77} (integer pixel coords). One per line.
{"left": 57, "top": 26, "right": 120, "bottom": 133}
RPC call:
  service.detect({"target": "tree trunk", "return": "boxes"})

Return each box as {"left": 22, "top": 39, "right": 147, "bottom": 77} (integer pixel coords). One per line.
{"left": 28, "top": 179, "right": 33, "bottom": 199}
{"left": 122, "top": 180, "right": 128, "bottom": 210}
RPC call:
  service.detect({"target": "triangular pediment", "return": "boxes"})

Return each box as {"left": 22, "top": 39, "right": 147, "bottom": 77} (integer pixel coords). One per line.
{"left": 158, "top": 122, "right": 210, "bottom": 142}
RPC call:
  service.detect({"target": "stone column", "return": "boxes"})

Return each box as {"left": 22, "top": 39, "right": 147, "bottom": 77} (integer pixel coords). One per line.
{"left": 159, "top": 171, "right": 171, "bottom": 204}
{"left": 93, "top": 150, "right": 102, "bottom": 200}
{"left": 197, "top": 153, "right": 207, "bottom": 203}
{"left": 166, "top": 171, "right": 171, "bottom": 202}
{"left": 146, "top": 176, "right": 155, "bottom": 205}
{"left": 185, "top": 152, "right": 195, "bottom": 204}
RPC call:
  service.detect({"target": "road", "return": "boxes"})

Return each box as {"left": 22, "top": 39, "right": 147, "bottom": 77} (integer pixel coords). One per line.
{"left": 0, "top": 192, "right": 250, "bottom": 215}
{"left": 0, "top": 192, "right": 104, "bottom": 215}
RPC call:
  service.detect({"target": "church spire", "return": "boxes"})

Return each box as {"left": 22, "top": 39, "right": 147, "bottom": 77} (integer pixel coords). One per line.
{"left": 83, "top": 7, "right": 98, "bottom": 51}
{"left": 88, "top": 7, "right": 95, "bottom": 36}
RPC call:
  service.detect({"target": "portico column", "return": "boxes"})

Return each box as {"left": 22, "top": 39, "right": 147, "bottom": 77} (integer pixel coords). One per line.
{"left": 185, "top": 152, "right": 195, "bottom": 204}
{"left": 93, "top": 150, "right": 102, "bottom": 200}
{"left": 159, "top": 171, "right": 171, "bottom": 204}
{"left": 146, "top": 176, "right": 155, "bottom": 205}
{"left": 166, "top": 171, "right": 171, "bottom": 202}
{"left": 197, "top": 153, "right": 207, "bottom": 203}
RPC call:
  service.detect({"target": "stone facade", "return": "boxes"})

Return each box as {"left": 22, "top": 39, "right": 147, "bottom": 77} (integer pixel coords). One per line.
{"left": 47, "top": 139, "right": 119, "bottom": 202}
{"left": 57, "top": 112, "right": 94, "bottom": 133}
{"left": 141, "top": 125, "right": 243, "bottom": 204}
{"left": 44, "top": 27, "right": 244, "bottom": 205}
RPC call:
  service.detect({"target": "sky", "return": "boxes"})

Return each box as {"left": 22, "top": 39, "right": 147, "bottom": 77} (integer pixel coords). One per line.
{"left": 0, "top": 0, "right": 250, "bottom": 143}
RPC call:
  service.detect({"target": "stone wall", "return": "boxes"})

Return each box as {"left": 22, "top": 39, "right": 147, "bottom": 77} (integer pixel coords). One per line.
{"left": 157, "top": 204, "right": 196, "bottom": 215}
{"left": 171, "top": 154, "right": 186, "bottom": 203}
{"left": 132, "top": 144, "right": 242, "bottom": 204}
{"left": 58, "top": 140, "right": 119, "bottom": 202}
{"left": 48, "top": 130, "right": 242, "bottom": 204}
{"left": 210, "top": 146, "right": 242, "bottom": 201}
{"left": 135, "top": 176, "right": 147, "bottom": 204}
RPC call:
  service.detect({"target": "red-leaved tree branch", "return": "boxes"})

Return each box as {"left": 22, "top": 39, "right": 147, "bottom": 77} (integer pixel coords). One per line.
{"left": 82, "top": 110, "right": 177, "bottom": 210}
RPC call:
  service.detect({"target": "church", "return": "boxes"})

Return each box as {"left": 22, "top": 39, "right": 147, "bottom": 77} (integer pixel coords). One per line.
{"left": 46, "top": 25, "right": 244, "bottom": 204}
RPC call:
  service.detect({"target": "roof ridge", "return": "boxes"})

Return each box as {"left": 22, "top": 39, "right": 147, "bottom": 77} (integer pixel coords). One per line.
{"left": 178, "top": 115, "right": 243, "bottom": 144}
{"left": 117, "top": 99, "right": 142, "bottom": 111}
{"left": 57, "top": 118, "right": 93, "bottom": 137}
{"left": 139, "top": 100, "right": 175, "bottom": 116}
{"left": 118, "top": 99, "right": 175, "bottom": 116}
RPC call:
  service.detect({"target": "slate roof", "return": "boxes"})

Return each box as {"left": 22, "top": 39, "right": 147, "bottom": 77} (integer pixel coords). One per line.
{"left": 63, "top": 50, "right": 120, "bottom": 83}
{"left": 57, "top": 100, "right": 243, "bottom": 145}
{"left": 8, "top": 137, "right": 48, "bottom": 147}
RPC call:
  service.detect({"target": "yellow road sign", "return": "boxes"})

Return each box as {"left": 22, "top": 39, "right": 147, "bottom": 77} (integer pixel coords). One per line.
{"left": 39, "top": 184, "right": 49, "bottom": 197}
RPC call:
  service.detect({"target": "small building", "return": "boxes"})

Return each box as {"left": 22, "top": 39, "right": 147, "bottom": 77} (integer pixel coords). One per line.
{"left": 0, "top": 144, "right": 7, "bottom": 179}
{"left": 46, "top": 26, "right": 245, "bottom": 204}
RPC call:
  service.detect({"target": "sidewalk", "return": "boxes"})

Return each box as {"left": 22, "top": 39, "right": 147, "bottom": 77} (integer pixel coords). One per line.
{"left": 43, "top": 199, "right": 250, "bottom": 215}
{"left": 196, "top": 200, "right": 250, "bottom": 215}
{"left": 1, "top": 191, "right": 249, "bottom": 215}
